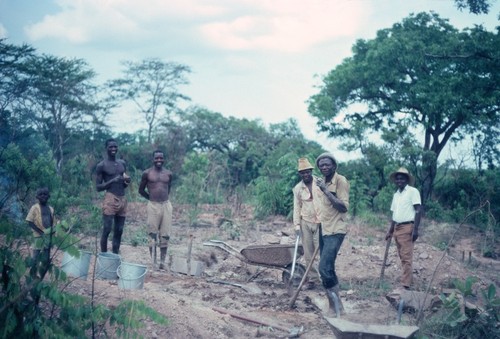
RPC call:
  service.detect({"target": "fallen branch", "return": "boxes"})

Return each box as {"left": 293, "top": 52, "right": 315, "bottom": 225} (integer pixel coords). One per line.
{"left": 212, "top": 306, "right": 303, "bottom": 336}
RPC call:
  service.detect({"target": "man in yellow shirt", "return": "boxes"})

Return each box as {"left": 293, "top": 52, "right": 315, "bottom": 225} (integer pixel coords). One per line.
{"left": 313, "top": 152, "right": 350, "bottom": 316}
{"left": 26, "top": 187, "right": 55, "bottom": 275}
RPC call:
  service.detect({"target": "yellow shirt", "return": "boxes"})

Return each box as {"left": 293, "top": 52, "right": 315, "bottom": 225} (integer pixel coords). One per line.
{"left": 26, "top": 203, "right": 54, "bottom": 238}
{"left": 313, "top": 173, "right": 350, "bottom": 235}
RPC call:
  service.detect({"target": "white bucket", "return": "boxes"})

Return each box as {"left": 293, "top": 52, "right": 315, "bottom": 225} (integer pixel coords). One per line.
{"left": 61, "top": 250, "right": 92, "bottom": 280}
{"left": 96, "top": 252, "right": 121, "bottom": 280}
{"left": 117, "top": 262, "right": 147, "bottom": 290}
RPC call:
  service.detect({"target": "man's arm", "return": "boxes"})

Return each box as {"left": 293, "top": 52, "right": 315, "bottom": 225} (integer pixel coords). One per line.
{"left": 316, "top": 179, "right": 348, "bottom": 213}
{"left": 292, "top": 187, "right": 302, "bottom": 235}
{"left": 138, "top": 171, "right": 150, "bottom": 200}
{"left": 95, "top": 162, "right": 121, "bottom": 192}
{"left": 385, "top": 221, "right": 396, "bottom": 240}
{"left": 120, "top": 160, "right": 131, "bottom": 187}
{"left": 28, "top": 221, "right": 44, "bottom": 236}
{"left": 412, "top": 204, "right": 422, "bottom": 242}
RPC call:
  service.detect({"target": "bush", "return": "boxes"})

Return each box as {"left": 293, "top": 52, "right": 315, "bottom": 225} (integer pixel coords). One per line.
{"left": 0, "top": 217, "right": 168, "bottom": 338}
{"left": 420, "top": 277, "right": 500, "bottom": 338}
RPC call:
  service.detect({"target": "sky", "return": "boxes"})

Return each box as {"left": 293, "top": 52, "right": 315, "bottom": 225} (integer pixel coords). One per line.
{"left": 0, "top": 0, "right": 498, "bottom": 160}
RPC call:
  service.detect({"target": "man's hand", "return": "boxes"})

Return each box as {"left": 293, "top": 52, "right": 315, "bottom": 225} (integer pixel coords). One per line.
{"left": 315, "top": 178, "right": 327, "bottom": 191}
{"left": 295, "top": 229, "right": 301, "bottom": 237}
{"left": 385, "top": 232, "right": 393, "bottom": 241}
{"left": 412, "top": 229, "right": 419, "bottom": 242}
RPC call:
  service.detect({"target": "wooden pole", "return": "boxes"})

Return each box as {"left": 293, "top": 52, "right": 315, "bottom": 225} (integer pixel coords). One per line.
{"left": 289, "top": 245, "right": 320, "bottom": 308}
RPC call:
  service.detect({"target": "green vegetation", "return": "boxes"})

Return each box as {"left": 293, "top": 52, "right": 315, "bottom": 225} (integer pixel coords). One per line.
{"left": 0, "top": 218, "right": 168, "bottom": 338}
{"left": 420, "top": 277, "right": 500, "bottom": 338}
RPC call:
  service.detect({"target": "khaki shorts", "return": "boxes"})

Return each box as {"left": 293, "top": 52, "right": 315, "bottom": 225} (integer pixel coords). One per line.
{"left": 102, "top": 192, "right": 127, "bottom": 217}
{"left": 147, "top": 200, "right": 172, "bottom": 248}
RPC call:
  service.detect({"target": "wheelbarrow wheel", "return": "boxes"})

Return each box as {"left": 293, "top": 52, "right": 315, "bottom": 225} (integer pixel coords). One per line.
{"left": 282, "top": 263, "right": 306, "bottom": 287}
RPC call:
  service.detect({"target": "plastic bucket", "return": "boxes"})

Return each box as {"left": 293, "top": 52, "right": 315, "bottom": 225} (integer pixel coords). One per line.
{"left": 61, "top": 250, "right": 92, "bottom": 280}
{"left": 96, "top": 252, "right": 121, "bottom": 280}
{"left": 117, "top": 262, "right": 147, "bottom": 290}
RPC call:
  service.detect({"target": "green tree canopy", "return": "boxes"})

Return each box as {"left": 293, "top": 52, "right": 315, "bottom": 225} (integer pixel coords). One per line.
{"left": 308, "top": 12, "right": 500, "bottom": 203}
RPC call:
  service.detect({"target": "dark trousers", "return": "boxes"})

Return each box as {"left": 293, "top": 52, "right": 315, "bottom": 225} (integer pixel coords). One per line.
{"left": 101, "top": 215, "right": 125, "bottom": 253}
{"left": 319, "top": 228, "right": 345, "bottom": 289}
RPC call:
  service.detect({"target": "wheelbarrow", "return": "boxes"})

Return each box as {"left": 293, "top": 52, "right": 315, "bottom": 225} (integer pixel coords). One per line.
{"left": 203, "top": 239, "right": 306, "bottom": 286}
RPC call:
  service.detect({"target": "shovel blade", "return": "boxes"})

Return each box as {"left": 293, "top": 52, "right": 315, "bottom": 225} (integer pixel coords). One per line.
{"left": 171, "top": 257, "right": 204, "bottom": 276}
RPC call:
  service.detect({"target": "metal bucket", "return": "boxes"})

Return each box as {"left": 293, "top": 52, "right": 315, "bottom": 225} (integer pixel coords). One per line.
{"left": 96, "top": 252, "right": 121, "bottom": 280}
{"left": 61, "top": 250, "right": 92, "bottom": 280}
{"left": 117, "top": 262, "right": 147, "bottom": 290}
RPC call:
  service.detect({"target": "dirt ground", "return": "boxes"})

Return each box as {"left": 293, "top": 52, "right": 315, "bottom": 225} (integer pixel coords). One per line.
{"left": 61, "top": 203, "right": 499, "bottom": 338}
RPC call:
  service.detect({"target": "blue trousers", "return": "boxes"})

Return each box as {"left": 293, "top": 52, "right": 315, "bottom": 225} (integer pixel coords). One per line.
{"left": 319, "top": 229, "right": 345, "bottom": 289}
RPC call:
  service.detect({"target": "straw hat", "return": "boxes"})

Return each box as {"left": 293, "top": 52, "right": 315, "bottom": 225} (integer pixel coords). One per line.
{"left": 298, "top": 158, "right": 314, "bottom": 171}
{"left": 389, "top": 167, "right": 415, "bottom": 186}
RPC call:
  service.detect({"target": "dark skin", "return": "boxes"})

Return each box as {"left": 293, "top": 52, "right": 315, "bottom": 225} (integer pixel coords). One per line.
{"left": 385, "top": 173, "right": 421, "bottom": 242}
{"left": 95, "top": 141, "right": 130, "bottom": 195}
{"left": 298, "top": 169, "right": 314, "bottom": 196}
{"left": 138, "top": 152, "right": 172, "bottom": 203}
{"left": 95, "top": 140, "right": 130, "bottom": 253}
{"left": 315, "top": 158, "right": 347, "bottom": 213}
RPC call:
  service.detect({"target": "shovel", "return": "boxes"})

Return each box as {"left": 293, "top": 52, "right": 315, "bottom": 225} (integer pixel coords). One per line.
{"left": 171, "top": 234, "right": 204, "bottom": 276}
{"left": 289, "top": 245, "right": 320, "bottom": 308}
{"left": 380, "top": 237, "right": 392, "bottom": 281}
{"left": 288, "top": 233, "right": 300, "bottom": 287}
{"left": 151, "top": 233, "right": 158, "bottom": 271}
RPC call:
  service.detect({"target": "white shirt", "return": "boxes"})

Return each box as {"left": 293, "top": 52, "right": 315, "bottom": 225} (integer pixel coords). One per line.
{"left": 390, "top": 185, "right": 421, "bottom": 223}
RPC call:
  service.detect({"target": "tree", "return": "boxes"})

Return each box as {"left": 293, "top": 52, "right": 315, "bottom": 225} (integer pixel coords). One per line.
{"left": 454, "top": 0, "right": 492, "bottom": 14}
{"left": 107, "top": 58, "right": 191, "bottom": 143}
{"left": 308, "top": 12, "right": 500, "bottom": 203}
{"left": 0, "top": 40, "right": 35, "bottom": 145}
{"left": 21, "top": 55, "right": 105, "bottom": 174}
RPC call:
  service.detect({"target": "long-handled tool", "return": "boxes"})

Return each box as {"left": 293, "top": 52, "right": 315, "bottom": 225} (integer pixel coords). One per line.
{"left": 152, "top": 233, "right": 158, "bottom": 271}
{"left": 289, "top": 245, "right": 320, "bottom": 308}
{"left": 288, "top": 234, "right": 300, "bottom": 287}
{"left": 186, "top": 234, "right": 193, "bottom": 276}
{"left": 380, "top": 237, "right": 392, "bottom": 281}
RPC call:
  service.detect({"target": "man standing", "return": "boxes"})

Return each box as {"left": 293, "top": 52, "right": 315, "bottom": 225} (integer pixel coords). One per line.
{"left": 313, "top": 152, "right": 350, "bottom": 316}
{"left": 138, "top": 150, "right": 173, "bottom": 270}
{"left": 95, "top": 138, "right": 130, "bottom": 254}
{"left": 292, "top": 158, "right": 321, "bottom": 289}
{"left": 385, "top": 167, "right": 421, "bottom": 290}
{"left": 26, "top": 187, "right": 55, "bottom": 275}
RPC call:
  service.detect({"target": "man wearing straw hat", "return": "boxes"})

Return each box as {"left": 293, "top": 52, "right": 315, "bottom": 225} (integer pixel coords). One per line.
{"left": 385, "top": 167, "right": 422, "bottom": 289}
{"left": 313, "top": 152, "right": 349, "bottom": 316}
{"left": 292, "top": 158, "right": 321, "bottom": 290}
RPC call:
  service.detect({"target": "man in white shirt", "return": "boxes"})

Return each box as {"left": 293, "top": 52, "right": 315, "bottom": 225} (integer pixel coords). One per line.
{"left": 385, "top": 167, "right": 421, "bottom": 289}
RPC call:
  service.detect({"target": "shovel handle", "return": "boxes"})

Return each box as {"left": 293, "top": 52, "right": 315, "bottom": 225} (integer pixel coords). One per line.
{"left": 289, "top": 235, "right": 300, "bottom": 285}
{"left": 289, "top": 245, "right": 320, "bottom": 308}
{"left": 380, "top": 237, "right": 392, "bottom": 280}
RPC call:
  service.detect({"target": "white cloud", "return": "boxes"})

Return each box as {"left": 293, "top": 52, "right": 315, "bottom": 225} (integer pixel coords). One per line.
{"left": 0, "top": 23, "right": 7, "bottom": 38}
{"left": 201, "top": 1, "right": 368, "bottom": 52}
{"left": 22, "top": 0, "right": 368, "bottom": 53}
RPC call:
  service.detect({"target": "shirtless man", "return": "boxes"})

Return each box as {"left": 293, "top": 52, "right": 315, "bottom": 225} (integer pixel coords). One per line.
{"left": 95, "top": 138, "right": 130, "bottom": 254}
{"left": 138, "top": 150, "right": 173, "bottom": 269}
